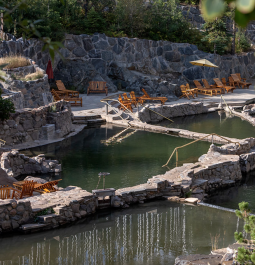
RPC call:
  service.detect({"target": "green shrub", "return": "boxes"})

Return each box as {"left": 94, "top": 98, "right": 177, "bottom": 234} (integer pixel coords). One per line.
{"left": 235, "top": 30, "right": 251, "bottom": 53}
{"left": 0, "top": 90, "right": 15, "bottom": 121}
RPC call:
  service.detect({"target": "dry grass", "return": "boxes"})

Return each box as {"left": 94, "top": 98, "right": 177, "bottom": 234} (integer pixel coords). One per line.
{"left": 22, "top": 70, "right": 44, "bottom": 81}
{"left": 0, "top": 55, "right": 31, "bottom": 69}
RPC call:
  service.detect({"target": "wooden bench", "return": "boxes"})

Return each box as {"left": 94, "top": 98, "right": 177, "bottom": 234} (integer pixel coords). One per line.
{"left": 51, "top": 89, "right": 82, "bottom": 107}
{"left": 87, "top": 81, "right": 108, "bottom": 96}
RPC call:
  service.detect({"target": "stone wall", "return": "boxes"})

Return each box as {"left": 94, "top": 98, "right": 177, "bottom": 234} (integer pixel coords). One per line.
{"left": 0, "top": 100, "right": 73, "bottom": 146}
{"left": 1, "top": 61, "right": 53, "bottom": 109}
{"left": 138, "top": 102, "right": 207, "bottom": 122}
{"left": 239, "top": 152, "right": 255, "bottom": 172}
{"left": 0, "top": 151, "right": 61, "bottom": 178}
{"left": 1, "top": 33, "right": 255, "bottom": 98}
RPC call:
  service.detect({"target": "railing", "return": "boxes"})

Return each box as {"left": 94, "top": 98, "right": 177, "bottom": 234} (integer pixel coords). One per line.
{"left": 162, "top": 133, "right": 241, "bottom": 168}
{"left": 0, "top": 139, "right": 6, "bottom": 147}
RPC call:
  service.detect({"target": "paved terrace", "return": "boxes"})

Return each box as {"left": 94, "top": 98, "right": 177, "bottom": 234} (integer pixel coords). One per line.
{"left": 71, "top": 81, "right": 255, "bottom": 117}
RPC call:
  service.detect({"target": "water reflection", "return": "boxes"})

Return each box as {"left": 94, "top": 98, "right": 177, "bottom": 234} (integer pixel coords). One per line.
{"left": 0, "top": 201, "right": 242, "bottom": 265}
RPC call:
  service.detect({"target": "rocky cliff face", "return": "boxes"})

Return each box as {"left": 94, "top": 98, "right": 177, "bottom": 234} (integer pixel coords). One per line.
{"left": 1, "top": 32, "right": 255, "bottom": 98}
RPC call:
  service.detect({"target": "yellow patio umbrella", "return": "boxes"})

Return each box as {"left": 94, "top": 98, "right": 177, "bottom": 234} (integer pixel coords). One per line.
{"left": 189, "top": 59, "right": 218, "bottom": 68}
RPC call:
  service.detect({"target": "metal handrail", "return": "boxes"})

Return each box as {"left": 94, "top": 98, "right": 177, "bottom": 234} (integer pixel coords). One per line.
{"left": 162, "top": 133, "right": 241, "bottom": 168}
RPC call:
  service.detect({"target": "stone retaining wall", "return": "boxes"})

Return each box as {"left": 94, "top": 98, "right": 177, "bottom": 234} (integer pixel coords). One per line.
{"left": 1, "top": 61, "right": 53, "bottom": 109}
{"left": 1, "top": 33, "right": 255, "bottom": 97}
{"left": 0, "top": 100, "right": 73, "bottom": 146}
{"left": 0, "top": 151, "right": 61, "bottom": 178}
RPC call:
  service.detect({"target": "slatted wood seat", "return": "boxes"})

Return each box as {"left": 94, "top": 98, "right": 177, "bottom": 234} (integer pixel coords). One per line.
{"left": 232, "top": 73, "right": 251, "bottom": 89}
{"left": 51, "top": 89, "right": 82, "bottom": 106}
{"left": 13, "top": 181, "right": 35, "bottom": 199}
{"left": 179, "top": 84, "right": 197, "bottom": 99}
{"left": 194, "top": 80, "right": 217, "bottom": 96}
{"left": 140, "top": 88, "right": 168, "bottom": 105}
{"left": 118, "top": 94, "right": 133, "bottom": 112}
{"left": 56, "top": 80, "right": 79, "bottom": 98}
{"left": 202, "top": 79, "right": 223, "bottom": 94}
{"left": 34, "top": 179, "right": 62, "bottom": 194}
{"left": 87, "top": 81, "right": 108, "bottom": 96}
{"left": 213, "top": 78, "right": 235, "bottom": 93}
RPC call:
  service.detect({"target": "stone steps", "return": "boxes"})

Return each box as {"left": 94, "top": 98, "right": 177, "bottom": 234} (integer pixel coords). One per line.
{"left": 36, "top": 213, "right": 59, "bottom": 224}
{"left": 73, "top": 115, "right": 101, "bottom": 120}
{"left": 73, "top": 118, "right": 106, "bottom": 125}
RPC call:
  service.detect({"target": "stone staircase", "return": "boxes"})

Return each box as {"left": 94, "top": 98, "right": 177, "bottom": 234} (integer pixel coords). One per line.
{"left": 73, "top": 114, "right": 106, "bottom": 125}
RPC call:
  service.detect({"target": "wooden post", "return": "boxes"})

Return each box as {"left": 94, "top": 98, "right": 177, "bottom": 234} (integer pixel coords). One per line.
{"left": 0, "top": 12, "right": 3, "bottom": 40}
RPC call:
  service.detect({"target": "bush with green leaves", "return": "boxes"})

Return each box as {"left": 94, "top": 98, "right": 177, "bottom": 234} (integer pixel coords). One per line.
{"left": 234, "top": 202, "right": 255, "bottom": 264}
{"left": 0, "top": 89, "right": 15, "bottom": 121}
{"left": 235, "top": 29, "right": 251, "bottom": 54}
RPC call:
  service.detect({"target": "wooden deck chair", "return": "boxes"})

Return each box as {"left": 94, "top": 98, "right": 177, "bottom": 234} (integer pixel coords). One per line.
{"left": 56, "top": 80, "right": 79, "bottom": 98}
{"left": 141, "top": 88, "right": 168, "bottom": 105}
{"left": 236, "top": 73, "right": 246, "bottom": 82}
{"left": 13, "top": 181, "right": 35, "bottom": 200}
{"left": 221, "top": 78, "right": 228, "bottom": 86}
{"left": 0, "top": 185, "right": 16, "bottom": 199}
{"left": 51, "top": 89, "right": 82, "bottom": 106}
{"left": 87, "top": 81, "right": 108, "bottom": 96}
{"left": 234, "top": 73, "right": 251, "bottom": 89}
{"left": 34, "top": 179, "right": 62, "bottom": 194}
{"left": 179, "top": 85, "right": 194, "bottom": 99}
{"left": 228, "top": 76, "right": 236, "bottom": 87}
{"left": 231, "top": 74, "right": 251, "bottom": 89}
{"left": 186, "top": 84, "right": 198, "bottom": 97}
{"left": 213, "top": 78, "right": 235, "bottom": 93}
{"left": 202, "top": 79, "right": 223, "bottom": 94}
{"left": 118, "top": 94, "right": 133, "bottom": 112}
{"left": 129, "top": 91, "right": 139, "bottom": 106}
{"left": 194, "top": 80, "right": 217, "bottom": 97}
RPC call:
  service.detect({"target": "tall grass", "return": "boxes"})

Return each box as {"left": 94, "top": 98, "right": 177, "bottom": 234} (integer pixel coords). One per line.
{"left": 0, "top": 55, "right": 30, "bottom": 69}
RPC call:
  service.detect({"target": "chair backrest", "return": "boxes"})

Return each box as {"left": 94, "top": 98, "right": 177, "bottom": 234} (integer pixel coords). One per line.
{"left": 35, "top": 179, "right": 61, "bottom": 192}
{"left": 56, "top": 80, "right": 66, "bottom": 91}
{"left": 51, "top": 89, "right": 61, "bottom": 100}
{"left": 180, "top": 85, "right": 187, "bottom": 92}
{"left": 186, "top": 83, "right": 191, "bottom": 90}
{"left": 213, "top": 78, "right": 224, "bottom": 87}
{"left": 130, "top": 91, "right": 136, "bottom": 100}
{"left": 202, "top": 79, "right": 211, "bottom": 89}
{"left": 118, "top": 94, "right": 123, "bottom": 103}
{"left": 236, "top": 73, "right": 242, "bottom": 80}
{"left": 0, "top": 185, "right": 12, "bottom": 200}
{"left": 89, "top": 81, "right": 106, "bottom": 91}
{"left": 193, "top": 80, "right": 203, "bottom": 89}
{"left": 21, "top": 181, "right": 35, "bottom": 198}
{"left": 229, "top": 76, "right": 235, "bottom": 83}
{"left": 221, "top": 78, "right": 227, "bottom": 86}
{"left": 141, "top": 88, "right": 150, "bottom": 98}
{"left": 231, "top": 74, "right": 239, "bottom": 82}
{"left": 122, "top": 93, "right": 129, "bottom": 101}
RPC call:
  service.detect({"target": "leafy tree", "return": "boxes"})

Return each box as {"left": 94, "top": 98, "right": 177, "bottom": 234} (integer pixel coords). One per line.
{"left": 235, "top": 28, "right": 251, "bottom": 53}
{"left": 202, "top": 0, "right": 255, "bottom": 27}
{"left": 234, "top": 202, "right": 255, "bottom": 264}
{"left": 202, "top": 16, "right": 232, "bottom": 55}
{"left": 85, "top": 7, "right": 106, "bottom": 33}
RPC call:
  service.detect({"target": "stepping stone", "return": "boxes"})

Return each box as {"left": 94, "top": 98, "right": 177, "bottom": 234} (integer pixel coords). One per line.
{"left": 185, "top": 198, "right": 198, "bottom": 204}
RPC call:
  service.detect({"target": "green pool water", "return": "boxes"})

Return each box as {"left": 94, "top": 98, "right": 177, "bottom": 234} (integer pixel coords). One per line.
{"left": 0, "top": 201, "right": 243, "bottom": 265}
{"left": 156, "top": 111, "right": 255, "bottom": 139}
{"left": 22, "top": 125, "right": 211, "bottom": 192}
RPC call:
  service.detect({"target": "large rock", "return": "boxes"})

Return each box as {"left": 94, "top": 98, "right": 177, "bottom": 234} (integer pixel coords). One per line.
{"left": 0, "top": 168, "right": 16, "bottom": 186}
{"left": 174, "top": 254, "right": 223, "bottom": 265}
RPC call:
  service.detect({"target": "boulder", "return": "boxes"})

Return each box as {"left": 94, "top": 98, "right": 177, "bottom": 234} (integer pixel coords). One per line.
{"left": 0, "top": 168, "right": 16, "bottom": 186}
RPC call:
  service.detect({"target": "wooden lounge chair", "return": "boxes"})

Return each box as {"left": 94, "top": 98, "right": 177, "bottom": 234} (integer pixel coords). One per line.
{"left": 194, "top": 80, "right": 217, "bottom": 97}
{"left": 231, "top": 74, "right": 251, "bottom": 89}
{"left": 140, "top": 88, "right": 168, "bottom": 105}
{"left": 186, "top": 84, "right": 198, "bottom": 97}
{"left": 56, "top": 80, "right": 79, "bottom": 98}
{"left": 0, "top": 185, "right": 17, "bottom": 199}
{"left": 129, "top": 91, "right": 139, "bottom": 106}
{"left": 13, "top": 181, "right": 35, "bottom": 199}
{"left": 213, "top": 78, "right": 235, "bottom": 93}
{"left": 202, "top": 79, "right": 223, "bottom": 94}
{"left": 179, "top": 84, "right": 196, "bottom": 99}
{"left": 87, "top": 81, "right": 108, "bottom": 96}
{"left": 34, "top": 179, "right": 62, "bottom": 194}
{"left": 228, "top": 76, "right": 236, "bottom": 87}
{"left": 51, "top": 89, "right": 82, "bottom": 106}
{"left": 236, "top": 73, "right": 247, "bottom": 82}
{"left": 118, "top": 94, "right": 133, "bottom": 112}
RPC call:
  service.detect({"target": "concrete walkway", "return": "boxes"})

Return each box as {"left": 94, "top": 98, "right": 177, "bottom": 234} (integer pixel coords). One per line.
{"left": 71, "top": 84, "right": 255, "bottom": 117}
